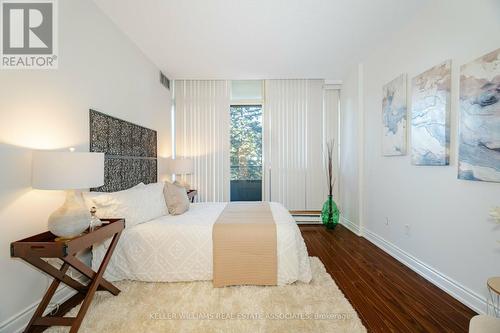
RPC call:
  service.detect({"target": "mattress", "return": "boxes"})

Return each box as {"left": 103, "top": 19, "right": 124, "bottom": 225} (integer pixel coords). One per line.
{"left": 92, "top": 202, "right": 312, "bottom": 285}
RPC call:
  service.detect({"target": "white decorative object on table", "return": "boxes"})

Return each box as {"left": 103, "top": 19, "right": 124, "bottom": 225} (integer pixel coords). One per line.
{"left": 32, "top": 150, "right": 104, "bottom": 238}
{"left": 89, "top": 207, "right": 102, "bottom": 232}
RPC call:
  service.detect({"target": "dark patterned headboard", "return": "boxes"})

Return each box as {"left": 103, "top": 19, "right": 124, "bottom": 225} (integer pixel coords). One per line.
{"left": 89, "top": 109, "right": 157, "bottom": 192}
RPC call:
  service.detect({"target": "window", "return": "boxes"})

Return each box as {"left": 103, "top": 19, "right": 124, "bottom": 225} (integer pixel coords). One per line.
{"left": 230, "top": 105, "right": 262, "bottom": 201}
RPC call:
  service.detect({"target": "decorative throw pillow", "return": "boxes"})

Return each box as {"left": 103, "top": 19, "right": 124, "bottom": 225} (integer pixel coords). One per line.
{"left": 87, "top": 182, "right": 167, "bottom": 228}
{"left": 163, "top": 181, "right": 190, "bottom": 215}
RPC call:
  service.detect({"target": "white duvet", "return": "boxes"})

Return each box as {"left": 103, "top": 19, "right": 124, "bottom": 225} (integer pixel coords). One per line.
{"left": 92, "top": 202, "right": 312, "bottom": 285}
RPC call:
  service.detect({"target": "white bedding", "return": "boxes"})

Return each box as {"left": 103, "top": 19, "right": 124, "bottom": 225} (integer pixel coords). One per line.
{"left": 92, "top": 202, "right": 312, "bottom": 285}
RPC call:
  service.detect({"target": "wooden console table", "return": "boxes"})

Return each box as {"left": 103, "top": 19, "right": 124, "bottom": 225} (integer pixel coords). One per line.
{"left": 11, "top": 219, "right": 125, "bottom": 333}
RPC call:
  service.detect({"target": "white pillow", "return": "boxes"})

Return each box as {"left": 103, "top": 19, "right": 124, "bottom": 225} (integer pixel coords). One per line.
{"left": 163, "top": 181, "right": 190, "bottom": 215}
{"left": 82, "top": 182, "right": 145, "bottom": 211}
{"left": 88, "top": 182, "right": 167, "bottom": 228}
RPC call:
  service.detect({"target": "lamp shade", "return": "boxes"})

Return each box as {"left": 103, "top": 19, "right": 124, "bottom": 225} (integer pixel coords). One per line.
{"left": 167, "top": 158, "right": 193, "bottom": 175}
{"left": 32, "top": 151, "right": 104, "bottom": 190}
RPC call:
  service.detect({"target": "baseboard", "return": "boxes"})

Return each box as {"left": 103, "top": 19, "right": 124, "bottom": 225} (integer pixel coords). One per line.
{"left": 297, "top": 214, "right": 361, "bottom": 229}
{"left": 0, "top": 285, "right": 76, "bottom": 333}
{"left": 362, "top": 227, "right": 486, "bottom": 315}
{"left": 292, "top": 211, "right": 321, "bottom": 224}
{"left": 340, "top": 215, "right": 361, "bottom": 235}
{"left": 296, "top": 221, "right": 322, "bottom": 224}
{"left": 293, "top": 215, "right": 321, "bottom": 223}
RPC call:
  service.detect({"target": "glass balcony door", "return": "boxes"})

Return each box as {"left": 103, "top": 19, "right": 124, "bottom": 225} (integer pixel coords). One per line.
{"left": 230, "top": 105, "right": 262, "bottom": 201}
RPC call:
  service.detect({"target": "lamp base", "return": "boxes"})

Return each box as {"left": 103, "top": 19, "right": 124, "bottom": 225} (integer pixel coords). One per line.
{"left": 48, "top": 190, "right": 91, "bottom": 238}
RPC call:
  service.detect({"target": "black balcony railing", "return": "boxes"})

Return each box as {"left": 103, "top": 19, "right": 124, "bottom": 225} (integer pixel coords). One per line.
{"left": 230, "top": 165, "right": 262, "bottom": 201}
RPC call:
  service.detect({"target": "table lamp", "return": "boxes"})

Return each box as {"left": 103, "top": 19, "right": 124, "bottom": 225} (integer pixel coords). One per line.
{"left": 32, "top": 151, "right": 104, "bottom": 238}
{"left": 167, "top": 158, "right": 193, "bottom": 189}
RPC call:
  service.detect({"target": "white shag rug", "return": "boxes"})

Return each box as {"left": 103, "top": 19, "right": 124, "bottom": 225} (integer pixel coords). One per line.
{"left": 47, "top": 257, "right": 366, "bottom": 333}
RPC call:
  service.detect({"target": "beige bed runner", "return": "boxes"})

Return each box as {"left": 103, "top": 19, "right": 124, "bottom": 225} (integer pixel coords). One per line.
{"left": 213, "top": 202, "right": 277, "bottom": 287}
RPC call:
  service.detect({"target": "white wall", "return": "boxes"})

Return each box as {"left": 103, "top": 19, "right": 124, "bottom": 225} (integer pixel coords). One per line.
{"left": 0, "top": 1, "right": 171, "bottom": 331}
{"left": 339, "top": 64, "right": 362, "bottom": 232}
{"left": 341, "top": 0, "right": 500, "bottom": 313}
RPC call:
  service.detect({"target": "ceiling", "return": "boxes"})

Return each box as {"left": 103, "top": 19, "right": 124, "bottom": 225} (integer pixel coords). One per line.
{"left": 93, "top": 0, "right": 428, "bottom": 80}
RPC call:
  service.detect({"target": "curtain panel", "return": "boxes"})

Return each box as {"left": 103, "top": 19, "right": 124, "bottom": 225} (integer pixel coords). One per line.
{"left": 263, "top": 80, "right": 339, "bottom": 210}
{"left": 174, "top": 80, "right": 231, "bottom": 202}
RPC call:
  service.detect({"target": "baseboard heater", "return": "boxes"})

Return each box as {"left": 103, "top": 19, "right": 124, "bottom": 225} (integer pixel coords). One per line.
{"left": 290, "top": 211, "right": 322, "bottom": 224}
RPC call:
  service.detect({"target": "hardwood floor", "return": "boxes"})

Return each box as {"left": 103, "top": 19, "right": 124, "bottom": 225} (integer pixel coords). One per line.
{"left": 299, "top": 224, "right": 476, "bottom": 333}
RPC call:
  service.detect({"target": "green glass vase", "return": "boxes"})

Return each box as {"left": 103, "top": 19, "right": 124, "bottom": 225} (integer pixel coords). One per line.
{"left": 321, "top": 195, "right": 339, "bottom": 229}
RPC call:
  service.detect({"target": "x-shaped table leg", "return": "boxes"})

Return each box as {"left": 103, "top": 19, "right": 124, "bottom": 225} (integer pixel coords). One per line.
{"left": 23, "top": 231, "right": 122, "bottom": 333}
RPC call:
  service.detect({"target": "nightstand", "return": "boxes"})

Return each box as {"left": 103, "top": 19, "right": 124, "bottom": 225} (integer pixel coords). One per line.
{"left": 11, "top": 219, "right": 124, "bottom": 333}
{"left": 187, "top": 189, "right": 197, "bottom": 203}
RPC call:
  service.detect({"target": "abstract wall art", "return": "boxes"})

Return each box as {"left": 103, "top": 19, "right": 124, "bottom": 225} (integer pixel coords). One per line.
{"left": 411, "top": 60, "right": 451, "bottom": 166}
{"left": 382, "top": 74, "right": 407, "bottom": 156}
{"left": 458, "top": 48, "right": 500, "bottom": 182}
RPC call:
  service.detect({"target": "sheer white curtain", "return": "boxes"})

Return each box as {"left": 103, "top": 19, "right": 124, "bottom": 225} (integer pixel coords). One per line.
{"left": 174, "top": 80, "right": 231, "bottom": 202}
{"left": 263, "top": 80, "right": 339, "bottom": 210}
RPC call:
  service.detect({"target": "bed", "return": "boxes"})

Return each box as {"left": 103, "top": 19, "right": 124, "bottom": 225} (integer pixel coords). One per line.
{"left": 92, "top": 202, "right": 312, "bottom": 285}
{"left": 88, "top": 110, "right": 311, "bottom": 286}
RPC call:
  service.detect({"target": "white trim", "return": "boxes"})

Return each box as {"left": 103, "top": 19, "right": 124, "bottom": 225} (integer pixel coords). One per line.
{"left": 230, "top": 100, "right": 263, "bottom": 106}
{"left": 0, "top": 287, "right": 76, "bottom": 333}
{"left": 294, "top": 217, "right": 322, "bottom": 223}
{"left": 296, "top": 221, "right": 322, "bottom": 225}
{"left": 362, "top": 227, "right": 486, "bottom": 314}
{"left": 324, "top": 79, "right": 343, "bottom": 85}
{"left": 292, "top": 211, "right": 321, "bottom": 224}
{"left": 323, "top": 84, "right": 342, "bottom": 90}
{"left": 340, "top": 215, "right": 361, "bottom": 235}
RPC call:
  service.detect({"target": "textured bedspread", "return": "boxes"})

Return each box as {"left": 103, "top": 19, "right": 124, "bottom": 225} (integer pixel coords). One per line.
{"left": 213, "top": 202, "right": 277, "bottom": 287}
{"left": 92, "top": 202, "right": 312, "bottom": 285}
